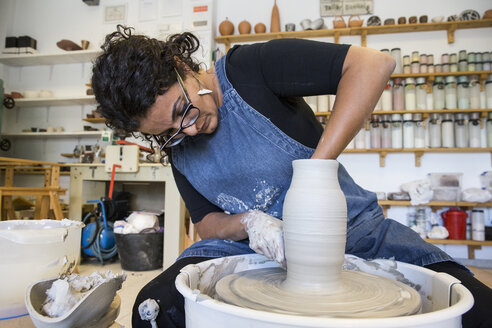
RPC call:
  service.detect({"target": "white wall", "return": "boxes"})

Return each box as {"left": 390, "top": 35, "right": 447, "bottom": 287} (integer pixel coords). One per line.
{"left": 1, "top": 0, "right": 491, "bottom": 260}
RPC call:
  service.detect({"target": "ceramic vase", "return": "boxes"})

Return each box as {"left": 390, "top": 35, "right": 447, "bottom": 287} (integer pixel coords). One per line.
{"left": 270, "top": 0, "right": 280, "bottom": 32}
{"left": 282, "top": 159, "right": 347, "bottom": 294}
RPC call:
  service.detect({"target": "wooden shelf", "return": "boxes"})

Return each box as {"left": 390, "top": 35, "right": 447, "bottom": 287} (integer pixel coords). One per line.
{"left": 216, "top": 19, "right": 492, "bottom": 50}
{"left": 83, "top": 117, "right": 105, "bottom": 123}
{"left": 316, "top": 109, "right": 492, "bottom": 119}
{"left": 10, "top": 96, "right": 96, "bottom": 108}
{"left": 425, "top": 238, "right": 492, "bottom": 259}
{"left": 378, "top": 200, "right": 492, "bottom": 208}
{"left": 2, "top": 131, "right": 103, "bottom": 137}
{"left": 342, "top": 147, "right": 492, "bottom": 167}
{"left": 0, "top": 49, "right": 102, "bottom": 66}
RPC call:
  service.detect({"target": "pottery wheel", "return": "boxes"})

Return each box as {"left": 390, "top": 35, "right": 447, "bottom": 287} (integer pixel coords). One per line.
{"left": 216, "top": 267, "right": 421, "bottom": 318}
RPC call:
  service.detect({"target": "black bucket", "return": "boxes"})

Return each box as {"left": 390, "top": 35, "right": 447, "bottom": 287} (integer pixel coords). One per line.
{"left": 114, "top": 231, "right": 163, "bottom": 271}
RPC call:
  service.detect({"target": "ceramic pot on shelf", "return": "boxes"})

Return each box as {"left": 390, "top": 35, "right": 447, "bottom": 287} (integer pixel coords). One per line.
{"left": 282, "top": 159, "right": 347, "bottom": 294}
{"left": 270, "top": 0, "right": 281, "bottom": 32}
{"left": 333, "top": 15, "right": 346, "bottom": 29}
{"left": 348, "top": 15, "right": 363, "bottom": 27}
{"left": 238, "top": 20, "right": 251, "bottom": 34}
{"left": 254, "top": 23, "right": 266, "bottom": 33}
{"left": 219, "top": 18, "right": 234, "bottom": 36}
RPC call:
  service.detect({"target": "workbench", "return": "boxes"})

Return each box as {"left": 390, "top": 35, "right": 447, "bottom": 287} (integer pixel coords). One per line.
{"left": 68, "top": 163, "right": 186, "bottom": 269}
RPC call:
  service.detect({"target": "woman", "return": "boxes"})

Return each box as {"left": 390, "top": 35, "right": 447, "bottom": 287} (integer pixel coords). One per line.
{"left": 92, "top": 26, "right": 491, "bottom": 328}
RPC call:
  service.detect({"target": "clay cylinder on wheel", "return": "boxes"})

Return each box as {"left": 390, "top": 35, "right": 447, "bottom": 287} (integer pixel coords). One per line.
{"left": 282, "top": 159, "right": 347, "bottom": 294}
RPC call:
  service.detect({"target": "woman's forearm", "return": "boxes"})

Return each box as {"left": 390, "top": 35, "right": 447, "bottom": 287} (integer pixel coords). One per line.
{"left": 312, "top": 46, "right": 395, "bottom": 160}
{"left": 195, "top": 211, "right": 248, "bottom": 241}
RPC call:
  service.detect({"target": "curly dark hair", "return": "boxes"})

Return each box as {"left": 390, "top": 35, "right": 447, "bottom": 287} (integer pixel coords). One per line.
{"left": 91, "top": 25, "right": 201, "bottom": 133}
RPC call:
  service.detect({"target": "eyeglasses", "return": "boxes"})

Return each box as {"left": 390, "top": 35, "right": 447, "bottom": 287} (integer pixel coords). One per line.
{"left": 153, "top": 69, "right": 200, "bottom": 149}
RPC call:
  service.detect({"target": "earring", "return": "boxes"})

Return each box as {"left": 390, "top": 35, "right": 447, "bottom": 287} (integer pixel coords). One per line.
{"left": 197, "top": 88, "right": 213, "bottom": 95}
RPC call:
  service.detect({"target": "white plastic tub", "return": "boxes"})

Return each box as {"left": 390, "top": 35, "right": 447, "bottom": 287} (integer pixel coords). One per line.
{"left": 0, "top": 219, "right": 83, "bottom": 319}
{"left": 176, "top": 254, "right": 474, "bottom": 328}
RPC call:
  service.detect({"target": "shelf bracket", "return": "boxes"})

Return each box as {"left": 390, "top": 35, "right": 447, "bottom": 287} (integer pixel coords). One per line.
{"left": 379, "top": 151, "right": 387, "bottom": 167}
{"left": 360, "top": 30, "right": 367, "bottom": 47}
{"left": 334, "top": 31, "right": 340, "bottom": 44}
{"left": 468, "top": 245, "right": 481, "bottom": 260}
{"left": 447, "top": 24, "right": 457, "bottom": 44}
{"left": 381, "top": 205, "right": 388, "bottom": 217}
{"left": 415, "top": 151, "right": 424, "bottom": 167}
{"left": 224, "top": 40, "right": 231, "bottom": 52}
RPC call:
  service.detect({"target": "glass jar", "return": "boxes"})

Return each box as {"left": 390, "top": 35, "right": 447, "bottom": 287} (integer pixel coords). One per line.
{"left": 444, "top": 76, "right": 457, "bottom": 109}
{"left": 468, "top": 112, "right": 481, "bottom": 148}
{"left": 411, "top": 51, "right": 419, "bottom": 62}
{"left": 393, "top": 78, "right": 404, "bottom": 110}
{"left": 391, "top": 114, "right": 403, "bottom": 149}
{"left": 469, "top": 77, "right": 481, "bottom": 109}
{"left": 429, "top": 114, "right": 441, "bottom": 148}
{"left": 403, "top": 114, "right": 414, "bottom": 148}
{"left": 486, "top": 80, "right": 492, "bottom": 109}
{"left": 442, "top": 113, "right": 455, "bottom": 148}
{"left": 414, "top": 114, "right": 425, "bottom": 148}
{"left": 427, "top": 54, "right": 434, "bottom": 65}
{"left": 458, "top": 50, "right": 467, "bottom": 61}
{"left": 487, "top": 113, "right": 492, "bottom": 147}
{"left": 404, "top": 78, "right": 416, "bottom": 110}
{"left": 454, "top": 113, "right": 468, "bottom": 148}
{"left": 433, "top": 76, "right": 445, "bottom": 109}
{"left": 391, "top": 48, "right": 402, "bottom": 74}
{"left": 403, "top": 55, "right": 411, "bottom": 66}
{"left": 370, "top": 115, "right": 381, "bottom": 149}
{"left": 416, "top": 77, "right": 427, "bottom": 110}
{"left": 354, "top": 128, "right": 366, "bottom": 149}
{"left": 381, "top": 83, "right": 393, "bottom": 111}
{"left": 381, "top": 115, "right": 392, "bottom": 148}
{"left": 457, "top": 76, "right": 470, "bottom": 110}
{"left": 415, "top": 207, "right": 427, "bottom": 239}
{"left": 458, "top": 60, "right": 468, "bottom": 72}
{"left": 411, "top": 61, "right": 420, "bottom": 74}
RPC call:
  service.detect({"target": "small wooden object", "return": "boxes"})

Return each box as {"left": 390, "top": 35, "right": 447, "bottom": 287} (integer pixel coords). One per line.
{"left": 333, "top": 15, "right": 346, "bottom": 29}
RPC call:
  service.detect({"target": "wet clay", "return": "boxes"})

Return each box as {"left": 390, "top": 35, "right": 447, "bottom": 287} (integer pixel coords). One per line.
{"left": 216, "top": 160, "right": 422, "bottom": 318}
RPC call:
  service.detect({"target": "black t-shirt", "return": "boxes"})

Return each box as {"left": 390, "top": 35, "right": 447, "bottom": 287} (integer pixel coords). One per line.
{"left": 172, "top": 39, "right": 351, "bottom": 223}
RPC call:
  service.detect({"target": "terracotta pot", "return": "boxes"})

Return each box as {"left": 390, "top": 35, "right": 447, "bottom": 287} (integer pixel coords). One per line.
{"left": 238, "top": 20, "right": 251, "bottom": 34}
{"left": 348, "top": 15, "right": 363, "bottom": 27}
{"left": 254, "top": 23, "right": 266, "bottom": 33}
{"left": 333, "top": 15, "right": 346, "bottom": 29}
{"left": 483, "top": 9, "right": 492, "bottom": 19}
{"left": 270, "top": 0, "right": 281, "bottom": 32}
{"left": 219, "top": 18, "right": 234, "bottom": 36}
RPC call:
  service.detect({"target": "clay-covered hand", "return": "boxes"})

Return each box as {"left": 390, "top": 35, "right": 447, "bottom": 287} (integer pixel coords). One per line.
{"left": 241, "top": 210, "right": 286, "bottom": 269}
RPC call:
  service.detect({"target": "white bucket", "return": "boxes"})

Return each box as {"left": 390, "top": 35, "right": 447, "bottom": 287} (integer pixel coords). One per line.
{"left": 176, "top": 254, "right": 474, "bottom": 328}
{"left": 0, "top": 219, "right": 83, "bottom": 319}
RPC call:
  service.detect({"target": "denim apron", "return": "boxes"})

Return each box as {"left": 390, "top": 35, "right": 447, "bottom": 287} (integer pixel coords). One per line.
{"left": 172, "top": 56, "right": 453, "bottom": 267}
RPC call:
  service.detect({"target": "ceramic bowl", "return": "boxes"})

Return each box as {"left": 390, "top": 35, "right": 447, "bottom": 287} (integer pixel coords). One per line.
{"left": 431, "top": 16, "right": 445, "bottom": 23}
{"left": 22, "top": 90, "right": 39, "bottom": 98}
{"left": 300, "top": 19, "right": 312, "bottom": 30}
{"left": 39, "top": 90, "right": 53, "bottom": 98}
{"left": 367, "top": 15, "right": 381, "bottom": 26}
{"left": 311, "top": 18, "right": 324, "bottom": 30}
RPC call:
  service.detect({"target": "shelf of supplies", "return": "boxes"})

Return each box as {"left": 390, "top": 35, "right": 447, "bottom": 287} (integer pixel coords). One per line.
{"left": 316, "top": 109, "right": 492, "bottom": 119}
{"left": 0, "top": 49, "right": 102, "bottom": 66}
{"left": 424, "top": 238, "right": 492, "bottom": 259}
{"left": 2, "top": 131, "right": 103, "bottom": 137}
{"left": 379, "top": 200, "right": 492, "bottom": 208}
{"left": 82, "top": 117, "right": 105, "bottom": 123}
{"left": 215, "top": 19, "right": 492, "bottom": 50}
{"left": 342, "top": 147, "right": 492, "bottom": 167}
{"left": 391, "top": 70, "right": 492, "bottom": 92}
{"left": 8, "top": 95, "right": 96, "bottom": 108}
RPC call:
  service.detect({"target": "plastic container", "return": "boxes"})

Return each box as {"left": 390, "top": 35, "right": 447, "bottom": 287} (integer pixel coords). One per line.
{"left": 429, "top": 114, "right": 441, "bottom": 148}
{"left": 429, "top": 173, "right": 462, "bottom": 201}
{"left": 441, "top": 209, "right": 468, "bottom": 240}
{"left": 176, "top": 254, "right": 473, "bottom": 328}
{"left": 0, "top": 219, "right": 83, "bottom": 319}
{"left": 114, "top": 231, "right": 163, "bottom": 271}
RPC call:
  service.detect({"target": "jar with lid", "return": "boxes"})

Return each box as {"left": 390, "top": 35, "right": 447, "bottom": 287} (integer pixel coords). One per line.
{"left": 381, "top": 115, "right": 392, "bottom": 148}
{"left": 444, "top": 76, "right": 457, "bottom": 109}
{"left": 433, "top": 76, "right": 445, "bottom": 109}
{"left": 472, "top": 209, "right": 485, "bottom": 241}
{"left": 486, "top": 80, "right": 492, "bottom": 108}
{"left": 392, "top": 78, "right": 404, "bottom": 110}
{"left": 487, "top": 113, "right": 492, "bottom": 147}
{"left": 429, "top": 114, "right": 441, "bottom": 148}
{"left": 416, "top": 77, "right": 427, "bottom": 110}
{"left": 381, "top": 82, "right": 393, "bottom": 111}
{"left": 391, "top": 114, "right": 403, "bottom": 149}
{"left": 370, "top": 115, "right": 381, "bottom": 149}
{"left": 354, "top": 128, "right": 366, "bottom": 149}
{"left": 414, "top": 114, "right": 425, "bottom": 148}
{"left": 469, "top": 77, "right": 481, "bottom": 109}
{"left": 457, "top": 75, "right": 470, "bottom": 110}
{"left": 442, "top": 113, "right": 455, "bottom": 148}
{"left": 391, "top": 48, "right": 403, "bottom": 74}
{"left": 454, "top": 113, "right": 468, "bottom": 148}
{"left": 468, "top": 112, "right": 481, "bottom": 148}
{"left": 415, "top": 207, "right": 427, "bottom": 239}
{"left": 404, "top": 78, "right": 416, "bottom": 110}
{"left": 402, "top": 114, "right": 414, "bottom": 148}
